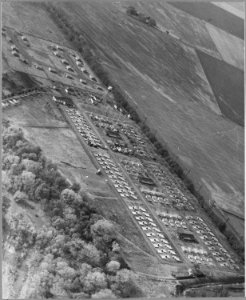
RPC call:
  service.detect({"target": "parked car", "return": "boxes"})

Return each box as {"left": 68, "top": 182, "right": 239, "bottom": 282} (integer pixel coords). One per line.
{"left": 48, "top": 67, "right": 57, "bottom": 73}
{"left": 34, "top": 63, "right": 43, "bottom": 70}
{"left": 53, "top": 51, "right": 62, "bottom": 58}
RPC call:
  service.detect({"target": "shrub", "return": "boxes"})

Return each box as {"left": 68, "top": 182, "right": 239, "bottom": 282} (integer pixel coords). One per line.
{"left": 13, "top": 190, "right": 29, "bottom": 203}
{"left": 106, "top": 261, "right": 120, "bottom": 274}
{"left": 92, "top": 289, "right": 116, "bottom": 299}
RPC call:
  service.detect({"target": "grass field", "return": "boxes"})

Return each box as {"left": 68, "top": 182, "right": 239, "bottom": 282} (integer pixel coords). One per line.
{"left": 196, "top": 49, "right": 244, "bottom": 127}
{"left": 2, "top": 2, "right": 69, "bottom": 47}
{"left": 206, "top": 23, "right": 244, "bottom": 70}
{"left": 3, "top": 94, "right": 66, "bottom": 127}
{"left": 51, "top": 0, "right": 244, "bottom": 220}
{"left": 212, "top": 2, "right": 245, "bottom": 19}
{"left": 169, "top": 2, "right": 244, "bottom": 39}
{"left": 120, "top": 1, "right": 220, "bottom": 56}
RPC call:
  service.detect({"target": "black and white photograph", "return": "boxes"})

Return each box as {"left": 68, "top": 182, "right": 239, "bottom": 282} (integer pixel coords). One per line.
{"left": 2, "top": 0, "right": 245, "bottom": 298}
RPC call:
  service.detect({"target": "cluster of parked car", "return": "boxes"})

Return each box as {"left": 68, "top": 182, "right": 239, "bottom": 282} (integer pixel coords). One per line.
{"left": 90, "top": 116, "right": 157, "bottom": 159}
{"left": 94, "top": 151, "right": 182, "bottom": 263}
{"left": 145, "top": 163, "right": 195, "bottom": 211}
{"left": 107, "top": 138, "right": 133, "bottom": 155}
{"left": 141, "top": 184, "right": 194, "bottom": 211}
{"left": 8, "top": 41, "right": 28, "bottom": 64}
{"left": 65, "top": 107, "right": 104, "bottom": 148}
{"left": 186, "top": 216, "right": 240, "bottom": 270}
{"left": 89, "top": 113, "right": 135, "bottom": 155}
{"left": 184, "top": 252, "right": 216, "bottom": 267}
{"left": 94, "top": 152, "right": 138, "bottom": 200}
{"left": 3, "top": 28, "right": 30, "bottom": 63}
{"left": 70, "top": 52, "right": 84, "bottom": 68}
{"left": 128, "top": 205, "right": 182, "bottom": 262}
{"left": 158, "top": 212, "right": 188, "bottom": 230}
{"left": 119, "top": 124, "right": 156, "bottom": 160}
{"left": 2, "top": 98, "right": 20, "bottom": 109}
{"left": 89, "top": 113, "right": 115, "bottom": 128}
{"left": 146, "top": 163, "right": 180, "bottom": 189}
{"left": 120, "top": 158, "right": 156, "bottom": 186}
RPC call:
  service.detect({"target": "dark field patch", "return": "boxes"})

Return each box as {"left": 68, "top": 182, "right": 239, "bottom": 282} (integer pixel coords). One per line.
{"left": 169, "top": 2, "right": 244, "bottom": 40}
{"left": 196, "top": 49, "right": 244, "bottom": 126}
{"left": 2, "top": 70, "right": 38, "bottom": 92}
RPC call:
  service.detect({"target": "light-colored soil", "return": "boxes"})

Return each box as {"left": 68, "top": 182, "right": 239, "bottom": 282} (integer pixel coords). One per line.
{"left": 206, "top": 23, "right": 244, "bottom": 70}
{"left": 212, "top": 2, "right": 245, "bottom": 19}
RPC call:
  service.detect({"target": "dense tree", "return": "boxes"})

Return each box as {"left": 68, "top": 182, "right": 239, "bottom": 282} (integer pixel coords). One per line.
{"left": 3, "top": 126, "right": 24, "bottom": 150}
{"left": 21, "top": 170, "right": 36, "bottom": 192}
{"left": 106, "top": 261, "right": 120, "bottom": 274}
{"left": 2, "top": 154, "right": 20, "bottom": 170}
{"left": 91, "top": 219, "right": 116, "bottom": 251}
{"left": 148, "top": 18, "right": 157, "bottom": 27}
{"left": 55, "top": 176, "right": 69, "bottom": 191}
{"left": 21, "top": 159, "right": 41, "bottom": 174}
{"left": 61, "top": 188, "right": 76, "bottom": 205}
{"left": 13, "top": 190, "right": 29, "bottom": 203}
{"left": 71, "top": 182, "right": 81, "bottom": 193}
{"left": 83, "top": 270, "right": 108, "bottom": 294}
{"left": 78, "top": 243, "right": 102, "bottom": 267}
{"left": 111, "top": 269, "right": 140, "bottom": 298}
{"left": 3, "top": 125, "right": 143, "bottom": 298}
{"left": 92, "top": 289, "right": 116, "bottom": 299}
{"left": 3, "top": 195, "right": 11, "bottom": 214}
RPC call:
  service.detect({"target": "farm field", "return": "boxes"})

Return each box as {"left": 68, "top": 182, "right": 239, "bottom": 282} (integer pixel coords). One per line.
{"left": 196, "top": 49, "right": 244, "bottom": 127}
{"left": 169, "top": 2, "right": 244, "bottom": 39}
{"left": 52, "top": 0, "right": 244, "bottom": 220}
{"left": 206, "top": 23, "right": 244, "bottom": 70}
{"left": 119, "top": 0, "right": 220, "bottom": 57}
{"left": 212, "top": 2, "right": 245, "bottom": 19}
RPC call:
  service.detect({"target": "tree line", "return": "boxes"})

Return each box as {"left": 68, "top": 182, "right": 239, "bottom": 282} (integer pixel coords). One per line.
{"left": 2, "top": 124, "right": 142, "bottom": 299}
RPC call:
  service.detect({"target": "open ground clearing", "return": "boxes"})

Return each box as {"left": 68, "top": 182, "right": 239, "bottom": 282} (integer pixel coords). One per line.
{"left": 3, "top": 94, "right": 66, "bottom": 127}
